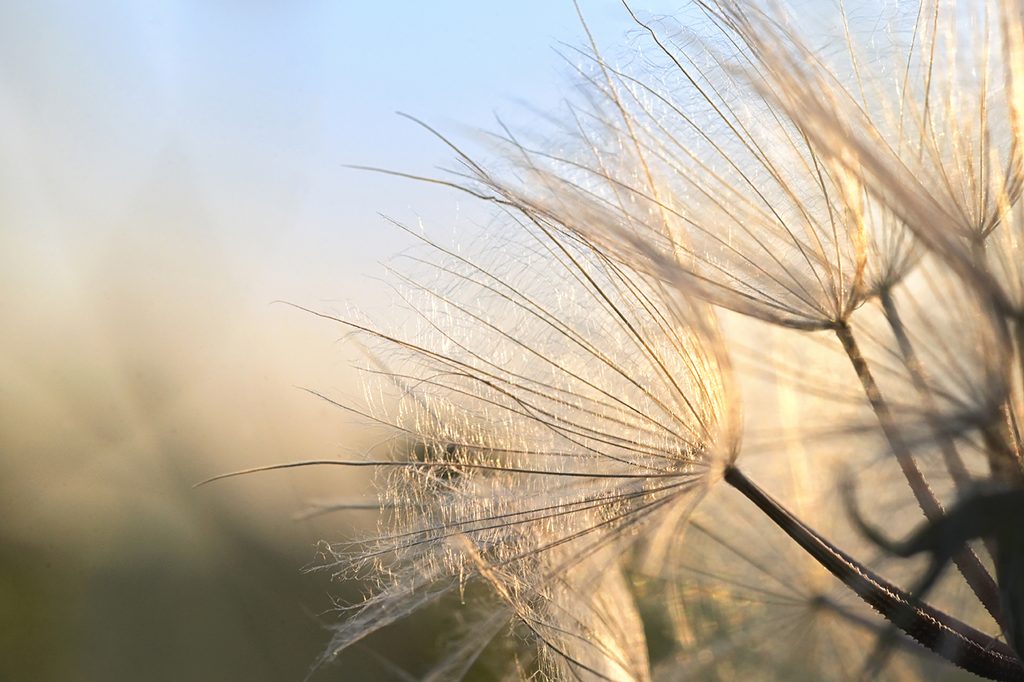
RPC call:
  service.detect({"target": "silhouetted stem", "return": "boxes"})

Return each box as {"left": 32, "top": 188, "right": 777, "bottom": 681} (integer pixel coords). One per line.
{"left": 985, "top": 319, "right": 1024, "bottom": 485}
{"left": 813, "top": 593, "right": 952, "bottom": 661}
{"left": 834, "top": 320, "right": 1003, "bottom": 624}
{"left": 879, "top": 288, "right": 1008, "bottom": 634}
{"left": 1013, "top": 320, "right": 1024, "bottom": 481}
{"left": 983, "top": 419, "right": 1024, "bottom": 484}
{"left": 724, "top": 466, "right": 1024, "bottom": 680}
{"left": 879, "top": 289, "right": 972, "bottom": 490}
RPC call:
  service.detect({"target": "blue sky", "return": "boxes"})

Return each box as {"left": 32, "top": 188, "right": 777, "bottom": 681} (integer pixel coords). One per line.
{"left": 0, "top": 1, "right": 690, "bottom": 306}
{"left": 0, "top": 0, "right": 699, "bottom": 542}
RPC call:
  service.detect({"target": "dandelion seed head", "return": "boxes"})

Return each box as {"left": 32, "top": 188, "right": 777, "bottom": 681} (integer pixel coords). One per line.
{"left": 316, "top": 215, "right": 737, "bottom": 674}
{"left": 303, "top": 1, "right": 1024, "bottom": 677}
{"left": 461, "top": 5, "right": 880, "bottom": 332}
{"left": 741, "top": 0, "right": 1024, "bottom": 320}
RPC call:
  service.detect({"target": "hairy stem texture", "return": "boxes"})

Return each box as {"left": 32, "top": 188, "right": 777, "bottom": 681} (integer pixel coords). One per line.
{"left": 723, "top": 465, "right": 1023, "bottom": 680}
{"left": 878, "top": 289, "right": 973, "bottom": 490}
{"left": 834, "top": 320, "right": 1003, "bottom": 623}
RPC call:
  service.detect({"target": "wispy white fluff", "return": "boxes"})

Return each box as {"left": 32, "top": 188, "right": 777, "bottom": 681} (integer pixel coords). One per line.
{"left": 312, "top": 216, "right": 737, "bottom": 677}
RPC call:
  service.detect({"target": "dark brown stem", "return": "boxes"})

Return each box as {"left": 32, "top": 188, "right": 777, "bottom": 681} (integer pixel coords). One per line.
{"left": 834, "top": 320, "right": 1003, "bottom": 623}
{"left": 879, "top": 289, "right": 972, "bottom": 490}
{"left": 812, "top": 593, "right": 943, "bottom": 660}
{"left": 724, "top": 466, "right": 1023, "bottom": 680}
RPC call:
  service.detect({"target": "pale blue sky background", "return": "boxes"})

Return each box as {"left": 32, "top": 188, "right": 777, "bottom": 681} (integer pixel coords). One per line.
{"left": 0, "top": 0, "right": 702, "bottom": 550}
{"left": 0, "top": 1, "right": 689, "bottom": 306}
{"left": 0, "top": 3, "right": 847, "bottom": 678}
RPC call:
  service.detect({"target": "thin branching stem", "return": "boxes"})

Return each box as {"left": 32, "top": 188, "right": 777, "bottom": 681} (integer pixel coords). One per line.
{"left": 833, "top": 319, "right": 1003, "bottom": 622}
{"left": 724, "top": 465, "right": 1023, "bottom": 681}
{"left": 878, "top": 287, "right": 973, "bottom": 490}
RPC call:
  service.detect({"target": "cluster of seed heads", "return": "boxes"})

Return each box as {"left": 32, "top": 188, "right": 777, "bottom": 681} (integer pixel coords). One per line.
{"left": 204, "top": 1, "right": 1024, "bottom": 679}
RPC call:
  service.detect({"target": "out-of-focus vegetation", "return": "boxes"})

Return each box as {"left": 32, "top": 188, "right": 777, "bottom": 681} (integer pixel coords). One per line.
{"left": 0, "top": 153, "right": 420, "bottom": 680}
{"left": 5, "top": 2, "right": 1016, "bottom": 679}
{"left": 0, "top": 2, "right": 688, "bottom": 677}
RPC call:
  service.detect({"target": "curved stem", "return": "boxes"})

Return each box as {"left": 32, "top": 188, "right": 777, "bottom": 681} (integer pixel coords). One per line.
{"left": 724, "top": 466, "right": 1023, "bottom": 681}
{"left": 834, "top": 320, "right": 1003, "bottom": 623}
{"left": 878, "top": 289, "right": 972, "bottom": 490}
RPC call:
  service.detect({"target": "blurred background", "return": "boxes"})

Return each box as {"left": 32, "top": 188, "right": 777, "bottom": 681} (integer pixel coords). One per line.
{"left": 0, "top": 1, "right": 684, "bottom": 679}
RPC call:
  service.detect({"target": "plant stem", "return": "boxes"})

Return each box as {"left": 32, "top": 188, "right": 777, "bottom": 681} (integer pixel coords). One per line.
{"left": 984, "top": 318, "right": 1024, "bottom": 485}
{"left": 723, "top": 465, "right": 1023, "bottom": 680}
{"left": 879, "top": 288, "right": 1008, "bottom": 619}
{"left": 878, "top": 288, "right": 972, "bottom": 490}
{"left": 834, "top": 320, "right": 1003, "bottom": 623}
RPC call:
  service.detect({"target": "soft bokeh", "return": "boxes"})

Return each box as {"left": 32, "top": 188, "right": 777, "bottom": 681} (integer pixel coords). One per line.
{"left": 0, "top": 1, "right": 686, "bottom": 679}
